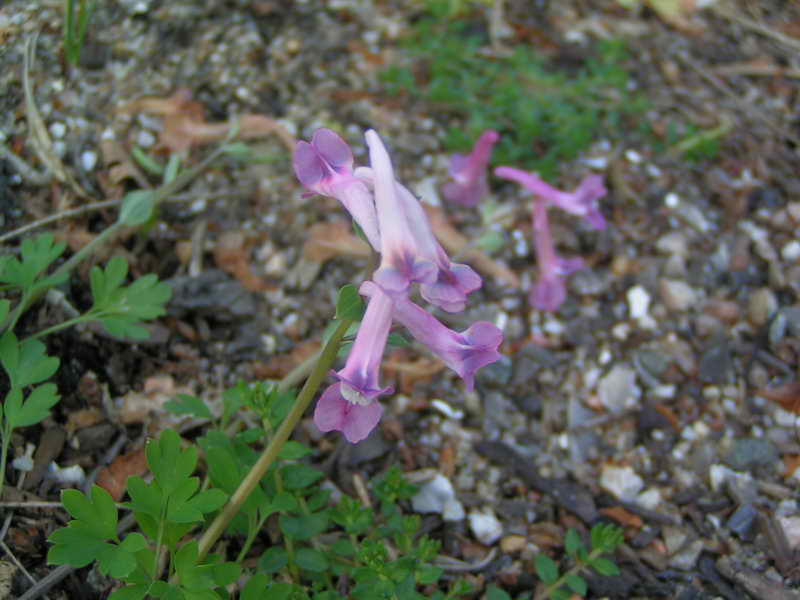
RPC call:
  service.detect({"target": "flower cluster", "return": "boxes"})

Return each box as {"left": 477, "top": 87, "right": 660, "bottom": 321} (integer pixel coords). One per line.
{"left": 294, "top": 129, "right": 503, "bottom": 443}
{"left": 438, "top": 132, "right": 607, "bottom": 312}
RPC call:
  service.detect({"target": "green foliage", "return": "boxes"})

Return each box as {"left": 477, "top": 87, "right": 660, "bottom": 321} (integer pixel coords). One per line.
{"left": 64, "top": 0, "right": 97, "bottom": 66}
{"left": 49, "top": 429, "right": 236, "bottom": 600}
{"left": 534, "top": 522, "right": 624, "bottom": 599}
{"left": 381, "top": 15, "right": 646, "bottom": 178}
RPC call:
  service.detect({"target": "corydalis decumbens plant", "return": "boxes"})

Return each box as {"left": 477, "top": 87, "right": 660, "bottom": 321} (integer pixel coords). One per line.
{"left": 495, "top": 166, "right": 607, "bottom": 312}
{"left": 294, "top": 129, "right": 503, "bottom": 443}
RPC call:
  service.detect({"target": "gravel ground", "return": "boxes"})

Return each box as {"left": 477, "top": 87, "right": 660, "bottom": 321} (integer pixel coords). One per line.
{"left": 1, "top": 1, "right": 800, "bottom": 598}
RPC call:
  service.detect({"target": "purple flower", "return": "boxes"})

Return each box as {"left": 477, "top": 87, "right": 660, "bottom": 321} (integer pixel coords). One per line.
{"left": 365, "top": 130, "right": 437, "bottom": 295}
{"left": 355, "top": 168, "right": 483, "bottom": 312}
{"left": 442, "top": 130, "right": 500, "bottom": 207}
{"left": 495, "top": 167, "right": 604, "bottom": 312}
{"left": 494, "top": 167, "right": 607, "bottom": 230}
{"left": 314, "top": 284, "right": 394, "bottom": 443}
{"left": 362, "top": 282, "right": 502, "bottom": 391}
{"left": 293, "top": 129, "right": 382, "bottom": 250}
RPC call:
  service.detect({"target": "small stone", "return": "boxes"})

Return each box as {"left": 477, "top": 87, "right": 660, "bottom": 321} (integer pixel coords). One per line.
{"left": 659, "top": 279, "right": 696, "bottom": 312}
{"left": 698, "top": 337, "right": 732, "bottom": 384}
{"left": 782, "top": 240, "right": 800, "bottom": 262}
{"left": 655, "top": 232, "right": 689, "bottom": 257}
{"left": 597, "top": 364, "right": 638, "bottom": 413}
{"left": 411, "top": 473, "right": 465, "bottom": 522}
{"left": 80, "top": 150, "right": 97, "bottom": 171}
{"left": 468, "top": 509, "right": 503, "bottom": 545}
{"left": 625, "top": 149, "right": 643, "bottom": 163}
{"left": 665, "top": 193, "right": 680, "bottom": 208}
{"left": 476, "top": 355, "right": 512, "bottom": 387}
{"left": 669, "top": 539, "right": 704, "bottom": 570}
{"left": 778, "top": 516, "right": 800, "bottom": 549}
{"left": 137, "top": 130, "right": 156, "bottom": 148}
{"left": 662, "top": 525, "right": 688, "bottom": 555}
{"left": 726, "top": 503, "right": 759, "bottom": 541}
{"left": 724, "top": 438, "right": 779, "bottom": 472}
{"left": 600, "top": 464, "right": 644, "bottom": 501}
{"left": 49, "top": 122, "right": 67, "bottom": 139}
{"left": 636, "top": 488, "right": 662, "bottom": 511}
{"left": 747, "top": 288, "right": 778, "bottom": 327}
{"left": 500, "top": 535, "right": 527, "bottom": 554}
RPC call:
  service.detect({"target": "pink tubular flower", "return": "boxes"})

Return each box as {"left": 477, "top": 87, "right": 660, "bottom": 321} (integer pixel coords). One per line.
{"left": 293, "top": 129, "right": 381, "bottom": 250}
{"left": 442, "top": 130, "right": 500, "bottom": 207}
{"left": 362, "top": 282, "right": 502, "bottom": 391}
{"left": 496, "top": 166, "right": 606, "bottom": 312}
{"left": 353, "top": 168, "right": 482, "bottom": 312}
{"left": 494, "top": 167, "right": 607, "bottom": 230}
{"left": 314, "top": 284, "right": 394, "bottom": 443}
{"left": 365, "top": 129, "right": 437, "bottom": 295}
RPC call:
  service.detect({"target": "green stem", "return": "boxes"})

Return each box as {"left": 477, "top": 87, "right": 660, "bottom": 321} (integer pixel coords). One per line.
{"left": 26, "top": 314, "right": 92, "bottom": 340}
{"left": 0, "top": 430, "right": 10, "bottom": 500}
{"left": 535, "top": 548, "right": 605, "bottom": 600}
{"left": 196, "top": 317, "right": 353, "bottom": 561}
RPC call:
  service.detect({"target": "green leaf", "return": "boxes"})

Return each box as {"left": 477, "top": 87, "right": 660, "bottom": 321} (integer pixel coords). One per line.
{"left": 8, "top": 383, "right": 60, "bottom": 429}
{"left": 591, "top": 557, "right": 620, "bottom": 576}
{"left": 387, "top": 332, "right": 410, "bottom": 348}
{"left": 61, "top": 486, "right": 117, "bottom": 540}
{"left": 0, "top": 233, "right": 66, "bottom": 289}
{"left": 335, "top": 284, "right": 364, "bottom": 321}
{"left": 241, "top": 574, "right": 270, "bottom": 600}
{"left": 258, "top": 546, "right": 288, "bottom": 573}
{"left": 164, "top": 394, "right": 213, "bottom": 420}
{"left": 278, "top": 441, "right": 312, "bottom": 460}
{"left": 97, "top": 533, "right": 148, "bottom": 578}
{"left": 272, "top": 491, "right": 298, "bottom": 513}
{"left": 1, "top": 334, "right": 59, "bottom": 389}
{"left": 551, "top": 588, "right": 572, "bottom": 600}
{"left": 164, "top": 154, "right": 181, "bottom": 185}
{"left": 211, "top": 562, "right": 241, "bottom": 587}
{"left": 108, "top": 585, "right": 149, "bottom": 600}
{"left": 565, "top": 528, "right": 582, "bottom": 558}
{"left": 331, "top": 538, "right": 355, "bottom": 557}
{"left": 281, "top": 464, "right": 323, "bottom": 490}
{"left": 417, "top": 565, "right": 442, "bottom": 585}
{"left": 0, "top": 299, "right": 10, "bottom": 324}
{"left": 565, "top": 574, "right": 587, "bottom": 596}
{"left": 534, "top": 554, "right": 559, "bottom": 585}
{"left": 279, "top": 512, "right": 329, "bottom": 541}
{"left": 485, "top": 585, "right": 512, "bottom": 600}
{"left": 119, "top": 190, "right": 156, "bottom": 226}
{"left": 147, "top": 429, "right": 196, "bottom": 496}
{"left": 125, "top": 476, "right": 163, "bottom": 518}
{"left": 295, "top": 548, "right": 329, "bottom": 573}
{"left": 47, "top": 526, "right": 111, "bottom": 568}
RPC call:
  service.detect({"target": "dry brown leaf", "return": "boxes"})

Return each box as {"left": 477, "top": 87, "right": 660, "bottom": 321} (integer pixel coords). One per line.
{"left": 303, "top": 222, "right": 371, "bottom": 263}
{"left": 213, "top": 231, "right": 269, "bottom": 292}
{"left": 121, "top": 88, "right": 295, "bottom": 154}
{"left": 383, "top": 351, "right": 444, "bottom": 394}
{"left": 96, "top": 447, "right": 148, "bottom": 501}
{"left": 424, "top": 205, "right": 520, "bottom": 288}
{"left": 118, "top": 375, "right": 191, "bottom": 425}
{"left": 65, "top": 407, "right": 105, "bottom": 434}
{"left": 784, "top": 455, "right": 800, "bottom": 481}
{"left": 600, "top": 505, "right": 644, "bottom": 529}
{"left": 100, "top": 137, "right": 151, "bottom": 189}
{"left": 760, "top": 382, "right": 800, "bottom": 415}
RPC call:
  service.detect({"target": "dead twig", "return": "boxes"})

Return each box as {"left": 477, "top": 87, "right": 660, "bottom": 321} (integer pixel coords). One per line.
{"left": 0, "top": 143, "right": 51, "bottom": 185}
{"left": 0, "top": 539, "right": 50, "bottom": 600}
{"left": 713, "top": 5, "right": 800, "bottom": 54}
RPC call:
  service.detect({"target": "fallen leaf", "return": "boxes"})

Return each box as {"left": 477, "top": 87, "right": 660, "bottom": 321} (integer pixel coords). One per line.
{"left": 66, "top": 407, "right": 106, "bottom": 434}
{"left": 213, "top": 230, "right": 269, "bottom": 292}
{"left": 303, "top": 221, "right": 371, "bottom": 263}
{"left": 425, "top": 205, "right": 520, "bottom": 288}
{"left": 383, "top": 350, "right": 444, "bottom": 394}
{"left": 600, "top": 505, "right": 644, "bottom": 529}
{"left": 96, "top": 447, "right": 148, "bottom": 501}
{"left": 760, "top": 382, "right": 800, "bottom": 414}
{"left": 121, "top": 88, "right": 295, "bottom": 154}
{"left": 118, "top": 375, "right": 193, "bottom": 425}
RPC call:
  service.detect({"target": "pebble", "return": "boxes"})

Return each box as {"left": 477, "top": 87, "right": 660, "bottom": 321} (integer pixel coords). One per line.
{"left": 747, "top": 288, "right": 778, "bottom": 327}
{"left": 782, "top": 240, "right": 800, "bottom": 262}
{"left": 726, "top": 503, "right": 759, "bottom": 541}
{"left": 81, "top": 150, "right": 98, "bottom": 171}
{"left": 411, "top": 473, "right": 466, "bottom": 522}
{"left": 778, "top": 516, "right": 800, "bottom": 549}
{"left": 698, "top": 337, "right": 732, "bottom": 384}
{"left": 669, "top": 539, "right": 704, "bottom": 570}
{"left": 49, "top": 122, "right": 67, "bottom": 139}
{"left": 500, "top": 535, "right": 527, "bottom": 554}
{"left": 659, "top": 279, "right": 696, "bottom": 312}
{"left": 137, "top": 129, "right": 156, "bottom": 148}
{"left": 664, "top": 193, "right": 680, "bottom": 208}
{"left": 600, "top": 463, "right": 644, "bottom": 501}
{"left": 468, "top": 509, "right": 503, "bottom": 545}
{"left": 625, "top": 149, "right": 643, "bottom": 163}
{"left": 724, "top": 438, "right": 779, "bottom": 472}
{"left": 627, "top": 285, "right": 655, "bottom": 328}
{"left": 655, "top": 231, "right": 689, "bottom": 257}
{"left": 597, "top": 364, "right": 638, "bottom": 413}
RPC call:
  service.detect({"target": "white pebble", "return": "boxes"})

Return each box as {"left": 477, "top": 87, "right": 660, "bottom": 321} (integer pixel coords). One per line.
{"left": 625, "top": 149, "right": 643, "bottom": 163}
{"left": 468, "top": 509, "right": 503, "bottom": 545}
{"left": 600, "top": 464, "right": 644, "bottom": 501}
{"left": 47, "top": 462, "right": 86, "bottom": 486}
{"left": 664, "top": 193, "right": 680, "bottom": 208}
{"left": 49, "top": 122, "right": 67, "bottom": 139}
{"left": 411, "top": 473, "right": 465, "bottom": 522}
{"left": 137, "top": 130, "right": 156, "bottom": 148}
{"left": 81, "top": 150, "right": 98, "bottom": 171}
{"left": 782, "top": 240, "right": 800, "bottom": 262}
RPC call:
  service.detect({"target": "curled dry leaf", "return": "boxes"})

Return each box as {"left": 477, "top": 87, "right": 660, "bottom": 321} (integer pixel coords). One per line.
{"left": 120, "top": 88, "right": 296, "bottom": 154}
{"left": 760, "top": 382, "right": 800, "bottom": 414}
{"left": 424, "top": 205, "right": 520, "bottom": 288}
{"left": 96, "top": 447, "right": 148, "bottom": 501}
{"left": 213, "top": 230, "right": 269, "bottom": 292}
{"left": 118, "top": 374, "right": 193, "bottom": 425}
{"left": 600, "top": 505, "right": 645, "bottom": 529}
{"left": 303, "top": 221, "right": 371, "bottom": 263}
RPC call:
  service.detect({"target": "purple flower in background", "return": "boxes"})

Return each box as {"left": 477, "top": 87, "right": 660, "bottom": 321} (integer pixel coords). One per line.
{"left": 362, "top": 282, "right": 503, "bottom": 391}
{"left": 314, "top": 284, "right": 394, "bottom": 443}
{"left": 365, "top": 129, "right": 438, "bottom": 295}
{"left": 293, "top": 129, "right": 382, "bottom": 250}
{"left": 496, "top": 166, "right": 606, "bottom": 312}
{"left": 494, "top": 167, "right": 607, "bottom": 230}
{"left": 442, "top": 130, "right": 500, "bottom": 207}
